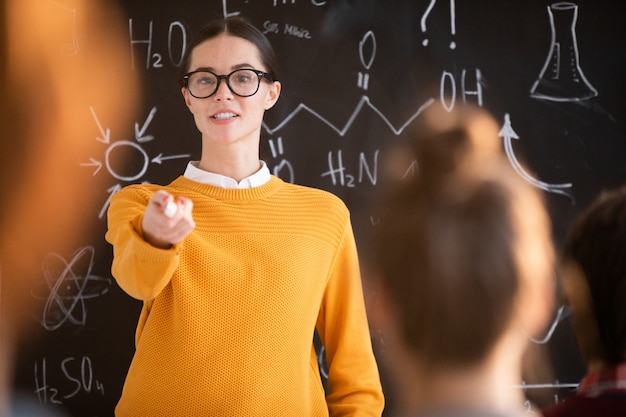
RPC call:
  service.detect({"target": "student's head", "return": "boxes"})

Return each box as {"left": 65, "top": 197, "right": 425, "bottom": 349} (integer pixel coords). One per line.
{"left": 1, "top": 0, "right": 139, "bottom": 408}
{"left": 372, "top": 105, "right": 555, "bottom": 372}
{"left": 560, "top": 186, "right": 626, "bottom": 367}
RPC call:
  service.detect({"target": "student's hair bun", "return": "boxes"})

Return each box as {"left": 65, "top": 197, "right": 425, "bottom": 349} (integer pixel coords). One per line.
{"left": 373, "top": 104, "right": 554, "bottom": 367}
{"left": 410, "top": 105, "right": 502, "bottom": 190}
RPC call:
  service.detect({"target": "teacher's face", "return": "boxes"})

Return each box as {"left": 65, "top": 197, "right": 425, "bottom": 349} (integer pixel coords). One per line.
{"left": 181, "top": 34, "right": 281, "bottom": 149}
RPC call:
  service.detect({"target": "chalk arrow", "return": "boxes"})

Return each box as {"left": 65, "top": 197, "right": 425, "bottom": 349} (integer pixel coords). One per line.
{"left": 498, "top": 113, "right": 520, "bottom": 140}
{"left": 99, "top": 184, "right": 123, "bottom": 219}
{"left": 528, "top": 305, "right": 567, "bottom": 345}
{"left": 151, "top": 153, "right": 191, "bottom": 164}
{"left": 80, "top": 158, "right": 103, "bottom": 176}
{"left": 402, "top": 161, "right": 419, "bottom": 180}
{"left": 499, "top": 113, "right": 574, "bottom": 202}
{"left": 89, "top": 106, "right": 110, "bottom": 144}
{"left": 135, "top": 106, "right": 157, "bottom": 143}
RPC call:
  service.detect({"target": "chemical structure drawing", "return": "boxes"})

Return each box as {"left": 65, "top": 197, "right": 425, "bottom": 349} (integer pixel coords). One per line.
{"left": 268, "top": 137, "right": 295, "bottom": 183}
{"left": 263, "top": 30, "right": 436, "bottom": 137}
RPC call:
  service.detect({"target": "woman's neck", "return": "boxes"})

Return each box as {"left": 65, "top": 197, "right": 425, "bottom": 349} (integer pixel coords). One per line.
{"left": 198, "top": 146, "right": 260, "bottom": 182}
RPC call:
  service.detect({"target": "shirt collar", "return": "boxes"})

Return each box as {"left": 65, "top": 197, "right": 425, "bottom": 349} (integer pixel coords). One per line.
{"left": 183, "top": 160, "right": 271, "bottom": 189}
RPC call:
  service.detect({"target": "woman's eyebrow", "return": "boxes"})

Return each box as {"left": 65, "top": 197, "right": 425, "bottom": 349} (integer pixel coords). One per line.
{"left": 231, "top": 63, "right": 256, "bottom": 70}
{"left": 190, "top": 63, "right": 257, "bottom": 73}
{"left": 191, "top": 66, "right": 214, "bottom": 72}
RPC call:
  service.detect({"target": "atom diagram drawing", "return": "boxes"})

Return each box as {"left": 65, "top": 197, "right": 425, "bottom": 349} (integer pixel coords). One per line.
{"left": 32, "top": 246, "right": 111, "bottom": 331}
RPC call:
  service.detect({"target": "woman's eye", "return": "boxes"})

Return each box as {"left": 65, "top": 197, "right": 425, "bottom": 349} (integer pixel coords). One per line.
{"left": 198, "top": 76, "right": 215, "bottom": 85}
{"left": 235, "top": 73, "right": 253, "bottom": 83}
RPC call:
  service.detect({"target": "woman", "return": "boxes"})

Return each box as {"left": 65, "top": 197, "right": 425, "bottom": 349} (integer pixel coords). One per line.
{"left": 368, "top": 105, "right": 556, "bottom": 417}
{"left": 106, "top": 17, "right": 384, "bottom": 416}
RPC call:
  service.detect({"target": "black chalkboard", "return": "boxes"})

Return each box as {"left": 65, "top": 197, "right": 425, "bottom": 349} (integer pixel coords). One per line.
{"left": 12, "top": 1, "right": 626, "bottom": 416}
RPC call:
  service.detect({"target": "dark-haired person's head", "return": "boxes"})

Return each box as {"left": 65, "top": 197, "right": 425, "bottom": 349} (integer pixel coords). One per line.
{"left": 376, "top": 105, "right": 555, "bottom": 367}
{"left": 369, "top": 104, "right": 556, "bottom": 414}
{"left": 560, "top": 186, "right": 626, "bottom": 368}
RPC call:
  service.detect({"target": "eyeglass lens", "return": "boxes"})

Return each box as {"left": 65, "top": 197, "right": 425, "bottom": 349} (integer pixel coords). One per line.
{"left": 187, "top": 69, "right": 262, "bottom": 98}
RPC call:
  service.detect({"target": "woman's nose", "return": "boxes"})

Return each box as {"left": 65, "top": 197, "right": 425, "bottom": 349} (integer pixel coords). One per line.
{"left": 213, "top": 78, "right": 233, "bottom": 100}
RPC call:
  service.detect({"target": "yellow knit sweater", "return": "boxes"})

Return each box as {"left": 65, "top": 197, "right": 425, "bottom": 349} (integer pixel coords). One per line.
{"left": 106, "top": 175, "right": 384, "bottom": 416}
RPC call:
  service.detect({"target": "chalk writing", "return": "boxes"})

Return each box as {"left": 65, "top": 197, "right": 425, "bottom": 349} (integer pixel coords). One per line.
{"left": 357, "top": 31, "right": 376, "bottom": 90}
{"left": 263, "top": 20, "right": 280, "bottom": 35}
{"left": 440, "top": 69, "right": 485, "bottom": 111}
{"left": 129, "top": 20, "right": 188, "bottom": 70}
{"left": 284, "top": 23, "right": 312, "bottom": 39}
{"left": 32, "top": 247, "right": 111, "bottom": 331}
{"left": 262, "top": 20, "right": 313, "bottom": 39}
{"left": 273, "top": 0, "right": 327, "bottom": 6}
{"left": 135, "top": 106, "right": 157, "bottom": 143}
{"left": 321, "top": 150, "right": 379, "bottom": 187}
{"left": 264, "top": 96, "right": 435, "bottom": 136}
{"left": 316, "top": 344, "right": 329, "bottom": 380}
{"left": 222, "top": 0, "right": 241, "bottom": 18}
{"left": 269, "top": 137, "right": 295, "bottom": 183}
{"left": 83, "top": 106, "right": 190, "bottom": 218}
{"left": 34, "top": 356, "right": 105, "bottom": 406}
{"left": 224, "top": 0, "right": 327, "bottom": 17}
{"left": 262, "top": 28, "right": 437, "bottom": 134}
{"left": 516, "top": 381, "right": 579, "bottom": 392}
{"left": 499, "top": 113, "right": 574, "bottom": 201}
{"left": 530, "top": 2, "right": 597, "bottom": 102}
{"left": 528, "top": 305, "right": 568, "bottom": 345}
{"left": 15, "top": 3, "right": 625, "bottom": 415}
{"left": 420, "top": 0, "right": 456, "bottom": 49}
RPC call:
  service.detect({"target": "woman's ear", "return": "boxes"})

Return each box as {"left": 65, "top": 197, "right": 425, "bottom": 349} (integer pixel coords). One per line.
{"left": 181, "top": 87, "right": 193, "bottom": 112}
{"left": 264, "top": 81, "right": 281, "bottom": 110}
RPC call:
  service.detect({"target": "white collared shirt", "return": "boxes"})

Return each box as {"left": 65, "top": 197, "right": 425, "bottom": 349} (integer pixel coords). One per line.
{"left": 183, "top": 160, "right": 271, "bottom": 189}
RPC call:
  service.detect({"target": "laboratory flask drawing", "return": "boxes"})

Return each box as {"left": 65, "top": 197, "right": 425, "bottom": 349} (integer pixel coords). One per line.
{"left": 530, "top": 2, "right": 598, "bottom": 102}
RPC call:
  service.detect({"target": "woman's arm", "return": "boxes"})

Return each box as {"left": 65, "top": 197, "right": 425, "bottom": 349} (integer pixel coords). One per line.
{"left": 317, "top": 220, "right": 385, "bottom": 416}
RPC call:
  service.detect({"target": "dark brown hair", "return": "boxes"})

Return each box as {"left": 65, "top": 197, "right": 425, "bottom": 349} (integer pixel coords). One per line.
{"left": 178, "top": 16, "right": 280, "bottom": 88}
{"left": 562, "top": 186, "right": 626, "bottom": 365}
{"left": 374, "top": 105, "right": 552, "bottom": 368}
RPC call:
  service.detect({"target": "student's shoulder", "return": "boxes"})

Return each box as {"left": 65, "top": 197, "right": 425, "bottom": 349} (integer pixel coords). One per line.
{"left": 542, "top": 394, "right": 626, "bottom": 417}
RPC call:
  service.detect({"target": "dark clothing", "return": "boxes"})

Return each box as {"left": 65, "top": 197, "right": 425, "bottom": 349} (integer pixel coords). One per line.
{"left": 542, "top": 363, "right": 626, "bottom": 417}
{"left": 397, "top": 408, "right": 529, "bottom": 417}
{"left": 542, "top": 394, "right": 626, "bottom": 417}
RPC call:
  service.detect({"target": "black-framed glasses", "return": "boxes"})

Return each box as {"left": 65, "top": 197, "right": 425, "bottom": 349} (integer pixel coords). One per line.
{"left": 183, "top": 68, "right": 273, "bottom": 99}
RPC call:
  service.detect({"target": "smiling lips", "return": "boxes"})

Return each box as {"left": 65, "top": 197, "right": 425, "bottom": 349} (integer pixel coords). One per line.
{"left": 212, "top": 111, "right": 238, "bottom": 120}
